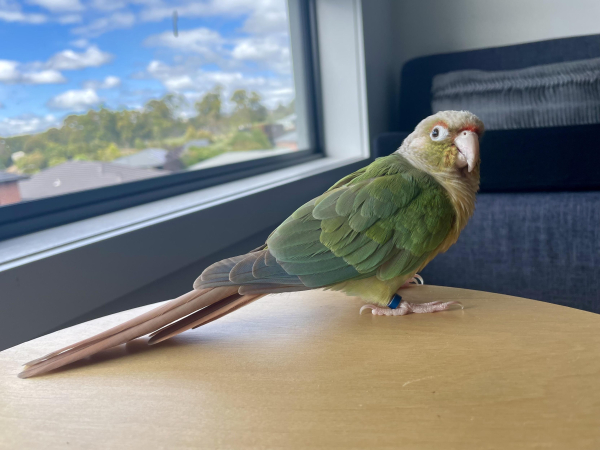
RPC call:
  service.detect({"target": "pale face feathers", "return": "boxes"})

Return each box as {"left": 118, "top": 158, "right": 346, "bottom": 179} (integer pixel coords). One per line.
{"left": 397, "top": 110, "right": 485, "bottom": 176}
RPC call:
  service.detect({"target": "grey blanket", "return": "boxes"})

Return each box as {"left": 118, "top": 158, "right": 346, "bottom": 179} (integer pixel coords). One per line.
{"left": 432, "top": 57, "right": 600, "bottom": 130}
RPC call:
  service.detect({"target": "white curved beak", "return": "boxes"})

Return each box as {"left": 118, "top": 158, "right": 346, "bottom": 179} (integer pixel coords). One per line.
{"left": 454, "top": 130, "right": 479, "bottom": 172}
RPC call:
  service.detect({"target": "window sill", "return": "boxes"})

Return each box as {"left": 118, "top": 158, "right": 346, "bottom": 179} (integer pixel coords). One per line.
{"left": 0, "top": 155, "right": 368, "bottom": 350}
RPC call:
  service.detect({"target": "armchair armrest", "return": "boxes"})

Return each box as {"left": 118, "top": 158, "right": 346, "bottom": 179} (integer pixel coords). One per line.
{"left": 372, "top": 132, "right": 410, "bottom": 159}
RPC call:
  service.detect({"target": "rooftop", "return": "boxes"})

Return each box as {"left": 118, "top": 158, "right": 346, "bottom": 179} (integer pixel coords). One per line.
{"left": 274, "top": 130, "right": 298, "bottom": 143}
{"left": 113, "top": 148, "right": 169, "bottom": 169}
{"left": 0, "top": 171, "right": 28, "bottom": 185}
{"left": 19, "top": 161, "right": 169, "bottom": 200}
{"left": 183, "top": 139, "right": 210, "bottom": 151}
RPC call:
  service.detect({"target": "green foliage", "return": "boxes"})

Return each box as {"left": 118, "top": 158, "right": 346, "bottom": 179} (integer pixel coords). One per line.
{"left": 181, "top": 128, "right": 272, "bottom": 168}
{"left": 230, "top": 90, "right": 268, "bottom": 126}
{"left": 0, "top": 88, "right": 294, "bottom": 175}
{"left": 270, "top": 99, "right": 295, "bottom": 122}
{"left": 97, "top": 143, "right": 122, "bottom": 161}
{"left": 181, "top": 146, "right": 225, "bottom": 167}
{"left": 228, "top": 129, "right": 271, "bottom": 151}
{"left": 15, "top": 151, "right": 47, "bottom": 174}
{"left": 194, "top": 85, "right": 224, "bottom": 132}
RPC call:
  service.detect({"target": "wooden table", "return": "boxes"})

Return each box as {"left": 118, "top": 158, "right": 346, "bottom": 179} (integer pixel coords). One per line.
{"left": 1, "top": 286, "right": 600, "bottom": 449}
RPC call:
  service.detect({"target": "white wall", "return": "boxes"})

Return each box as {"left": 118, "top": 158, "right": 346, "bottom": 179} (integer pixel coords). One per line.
{"left": 362, "top": 0, "right": 600, "bottom": 134}
{"left": 361, "top": 0, "right": 398, "bottom": 141}
{"left": 392, "top": 0, "right": 600, "bottom": 66}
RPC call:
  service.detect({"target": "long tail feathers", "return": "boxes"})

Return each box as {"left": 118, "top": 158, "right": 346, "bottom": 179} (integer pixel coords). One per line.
{"left": 19, "top": 286, "right": 256, "bottom": 379}
{"left": 147, "top": 293, "right": 264, "bottom": 345}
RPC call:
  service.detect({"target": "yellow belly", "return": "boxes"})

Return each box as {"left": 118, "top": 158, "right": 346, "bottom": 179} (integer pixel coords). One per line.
{"left": 326, "top": 275, "right": 410, "bottom": 306}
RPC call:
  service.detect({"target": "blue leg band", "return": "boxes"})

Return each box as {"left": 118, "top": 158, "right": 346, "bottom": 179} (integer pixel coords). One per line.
{"left": 387, "top": 294, "right": 402, "bottom": 309}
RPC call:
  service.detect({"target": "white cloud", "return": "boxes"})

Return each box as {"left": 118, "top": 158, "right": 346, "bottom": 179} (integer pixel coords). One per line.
{"left": 0, "top": 60, "right": 66, "bottom": 84}
{"left": 83, "top": 75, "right": 121, "bottom": 89}
{"left": 47, "top": 89, "right": 101, "bottom": 110}
{"left": 241, "top": 0, "right": 289, "bottom": 35}
{"left": 0, "top": 1, "right": 46, "bottom": 23}
{"left": 0, "top": 114, "right": 59, "bottom": 137}
{"left": 232, "top": 36, "right": 290, "bottom": 73}
{"left": 0, "top": 60, "right": 20, "bottom": 83}
{"left": 144, "top": 27, "right": 223, "bottom": 55}
{"left": 139, "top": 0, "right": 278, "bottom": 23}
{"left": 70, "top": 38, "right": 89, "bottom": 48}
{"left": 146, "top": 59, "right": 293, "bottom": 110}
{"left": 47, "top": 46, "right": 113, "bottom": 70}
{"left": 139, "top": 2, "right": 215, "bottom": 22}
{"left": 27, "top": 0, "right": 83, "bottom": 12}
{"left": 147, "top": 60, "right": 253, "bottom": 92}
{"left": 72, "top": 12, "right": 135, "bottom": 37}
{"left": 137, "top": 0, "right": 289, "bottom": 37}
{"left": 0, "top": 46, "right": 113, "bottom": 86}
{"left": 58, "top": 14, "right": 82, "bottom": 23}
{"left": 145, "top": 26, "right": 291, "bottom": 74}
{"left": 100, "top": 75, "right": 120, "bottom": 88}
{"left": 23, "top": 70, "right": 66, "bottom": 84}
{"left": 89, "top": 0, "right": 129, "bottom": 11}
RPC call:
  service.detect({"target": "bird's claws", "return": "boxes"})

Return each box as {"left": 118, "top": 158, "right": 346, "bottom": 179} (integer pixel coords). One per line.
{"left": 359, "top": 304, "right": 378, "bottom": 315}
{"left": 402, "top": 274, "right": 425, "bottom": 287}
{"left": 359, "top": 300, "right": 464, "bottom": 316}
{"left": 447, "top": 301, "right": 464, "bottom": 310}
{"left": 411, "top": 274, "right": 424, "bottom": 285}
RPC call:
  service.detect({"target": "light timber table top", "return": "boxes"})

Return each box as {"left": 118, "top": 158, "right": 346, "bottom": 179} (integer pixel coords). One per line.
{"left": 1, "top": 286, "right": 600, "bottom": 449}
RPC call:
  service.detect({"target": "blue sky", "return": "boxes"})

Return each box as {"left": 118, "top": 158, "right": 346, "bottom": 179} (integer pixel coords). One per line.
{"left": 0, "top": 0, "right": 294, "bottom": 136}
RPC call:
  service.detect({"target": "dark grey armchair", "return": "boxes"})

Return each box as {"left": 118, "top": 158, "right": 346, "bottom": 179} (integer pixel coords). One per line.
{"left": 373, "top": 34, "right": 600, "bottom": 313}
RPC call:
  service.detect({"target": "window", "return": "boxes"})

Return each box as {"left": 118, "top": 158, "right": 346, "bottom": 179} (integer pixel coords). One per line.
{"left": 0, "top": 0, "right": 321, "bottom": 241}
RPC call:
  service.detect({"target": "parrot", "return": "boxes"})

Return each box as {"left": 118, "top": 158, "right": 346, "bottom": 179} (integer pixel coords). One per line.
{"left": 19, "top": 110, "right": 484, "bottom": 378}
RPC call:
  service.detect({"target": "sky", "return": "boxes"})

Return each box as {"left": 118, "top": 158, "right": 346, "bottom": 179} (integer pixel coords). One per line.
{"left": 0, "top": 0, "right": 294, "bottom": 137}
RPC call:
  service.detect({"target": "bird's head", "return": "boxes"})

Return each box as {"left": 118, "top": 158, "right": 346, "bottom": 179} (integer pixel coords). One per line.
{"left": 397, "top": 110, "right": 484, "bottom": 177}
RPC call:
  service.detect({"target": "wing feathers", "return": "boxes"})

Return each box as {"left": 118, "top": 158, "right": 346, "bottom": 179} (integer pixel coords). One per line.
{"left": 200, "top": 154, "right": 455, "bottom": 293}
{"left": 266, "top": 154, "right": 456, "bottom": 285}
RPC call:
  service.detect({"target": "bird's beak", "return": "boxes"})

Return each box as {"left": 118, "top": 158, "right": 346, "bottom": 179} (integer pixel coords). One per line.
{"left": 454, "top": 130, "right": 479, "bottom": 172}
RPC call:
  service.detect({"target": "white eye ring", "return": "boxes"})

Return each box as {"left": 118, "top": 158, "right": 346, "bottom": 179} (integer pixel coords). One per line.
{"left": 430, "top": 125, "right": 448, "bottom": 141}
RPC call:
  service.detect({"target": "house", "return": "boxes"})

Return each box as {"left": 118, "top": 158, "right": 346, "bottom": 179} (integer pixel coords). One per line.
{"left": 18, "top": 161, "right": 169, "bottom": 200}
{"left": 114, "top": 147, "right": 188, "bottom": 172}
{"left": 113, "top": 148, "right": 169, "bottom": 170}
{"left": 260, "top": 123, "right": 285, "bottom": 145}
{"left": 275, "top": 113, "right": 296, "bottom": 131}
{"left": 274, "top": 130, "right": 298, "bottom": 150}
{"left": 0, "top": 171, "right": 27, "bottom": 205}
{"left": 182, "top": 139, "right": 210, "bottom": 152}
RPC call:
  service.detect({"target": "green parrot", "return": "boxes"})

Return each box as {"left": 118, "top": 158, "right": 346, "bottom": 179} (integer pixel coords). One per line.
{"left": 20, "top": 110, "right": 484, "bottom": 378}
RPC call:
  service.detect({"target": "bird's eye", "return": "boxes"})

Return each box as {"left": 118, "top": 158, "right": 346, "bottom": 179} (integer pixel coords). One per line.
{"left": 430, "top": 125, "right": 448, "bottom": 141}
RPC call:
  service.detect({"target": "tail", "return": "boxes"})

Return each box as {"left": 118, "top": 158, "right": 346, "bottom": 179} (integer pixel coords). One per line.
{"left": 19, "top": 247, "right": 307, "bottom": 378}
{"left": 19, "top": 286, "right": 264, "bottom": 378}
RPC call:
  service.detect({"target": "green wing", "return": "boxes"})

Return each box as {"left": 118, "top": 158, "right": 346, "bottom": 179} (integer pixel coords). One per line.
{"left": 266, "top": 154, "right": 456, "bottom": 288}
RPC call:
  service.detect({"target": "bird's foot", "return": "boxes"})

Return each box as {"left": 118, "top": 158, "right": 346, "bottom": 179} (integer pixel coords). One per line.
{"left": 402, "top": 273, "right": 424, "bottom": 287}
{"left": 360, "top": 300, "right": 462, "bottom": 316}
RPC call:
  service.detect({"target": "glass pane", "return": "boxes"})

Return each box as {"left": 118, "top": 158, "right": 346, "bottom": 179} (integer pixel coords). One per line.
{"left": 0, "top": 0, "right": 301, "bottom": 205}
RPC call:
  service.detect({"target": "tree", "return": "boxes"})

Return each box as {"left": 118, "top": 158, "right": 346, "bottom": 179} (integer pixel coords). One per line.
{"left": 195, "top": 85, "right": 223, "bottom": 131}
{"left": 230, "top": 89, "right": 267, "bottom": 126}
{"left": 96, "top": 143, "right": 122, "bottom": 161}
{"left": 228, "top": 129, "right": 272, "bottom": 151}
{"left": 248, "top": 91, "right": 268, "bottom": 123}
{"left": 270, "top": 98, "right": 295, "bottom": 121}
{"left": 15, "top": 151, "right": 46, "bottom": 174}
{"left": 144, "top": 96, "right": 179, "bottom": 140}
{"left": 0, "top": 85, "right": 283, "bottom": 176}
